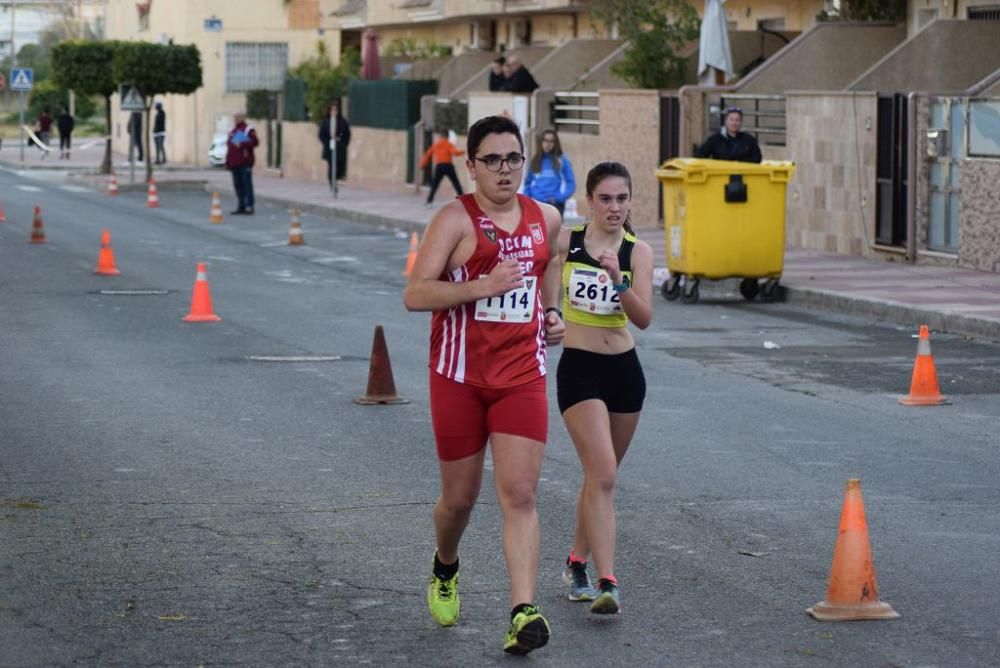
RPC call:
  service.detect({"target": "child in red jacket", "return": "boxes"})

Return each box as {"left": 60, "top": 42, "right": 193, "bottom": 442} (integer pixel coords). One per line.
{"left": 420, "top": 130, "right": 465, "bottom": 206}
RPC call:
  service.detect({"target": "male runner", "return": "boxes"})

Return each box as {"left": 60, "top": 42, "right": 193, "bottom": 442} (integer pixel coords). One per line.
{"left": 403, "top": 114, "right": 565, "bottom": 655}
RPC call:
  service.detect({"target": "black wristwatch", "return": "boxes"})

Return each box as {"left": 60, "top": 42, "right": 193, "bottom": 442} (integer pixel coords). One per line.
{"left": 545, "top": 307, "right": 563, "bottom": 319}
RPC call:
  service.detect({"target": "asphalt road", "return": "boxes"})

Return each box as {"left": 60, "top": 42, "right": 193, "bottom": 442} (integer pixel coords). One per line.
{"left": 1, "top": 168, "right": 999, "bottom": 667}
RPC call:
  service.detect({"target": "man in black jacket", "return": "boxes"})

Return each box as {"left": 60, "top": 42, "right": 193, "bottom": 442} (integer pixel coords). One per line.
{"left": 488, "top": 56, "right": 506, "bottom": 92}
{"left": 318, "top": 100, "right": 351, "bottom": 187}
{"left": 501, "top": 54, "right": 538, "bottom": 94}
{"left": 57, "top": 106, "right": 74, "bottom": 160}
{"left": 153, "top": 101, "right": 167, "bottom": 165}
{"left": 694, "top": 107, "right": 762, "bottom": 163}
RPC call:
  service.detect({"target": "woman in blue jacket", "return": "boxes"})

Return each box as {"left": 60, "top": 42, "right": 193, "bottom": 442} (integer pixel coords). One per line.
{"left": 525, "top": 129, "right": 575, "bottom": 217}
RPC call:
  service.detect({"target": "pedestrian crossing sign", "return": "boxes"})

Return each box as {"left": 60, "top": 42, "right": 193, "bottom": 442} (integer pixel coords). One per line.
{"left": 10, "top": 68, "right": 33, "bottom": 91}
{"left": 120, "top": 83, "right": 146, "bottom": 111}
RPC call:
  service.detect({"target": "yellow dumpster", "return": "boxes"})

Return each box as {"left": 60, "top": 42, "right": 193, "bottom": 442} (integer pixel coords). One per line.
{"left": 655, "top": 158, "right": 795, "bottom": 304}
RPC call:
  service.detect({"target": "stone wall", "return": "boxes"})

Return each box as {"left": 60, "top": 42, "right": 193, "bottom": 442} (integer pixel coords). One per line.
{"left": 272, "top": 121, "right": 326, "bottom": 183}
{"left": 784, "top": 92, "right": 879, "bottom": 257}
{"left": 958, "top": 159, "right": 1000, "bottom": 272}
{"left": 345, "top": 127, "right": 411, "bottom": 190}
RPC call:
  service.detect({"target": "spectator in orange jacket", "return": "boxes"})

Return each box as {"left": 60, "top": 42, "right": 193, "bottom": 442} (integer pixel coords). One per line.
{"left": 420, "top": 129, "right": 465, "bottom": 207}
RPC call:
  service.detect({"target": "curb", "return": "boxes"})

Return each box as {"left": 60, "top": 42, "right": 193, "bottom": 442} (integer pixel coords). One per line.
{"left": 198, "top": 183, "right": 427, "bottom": 234}
{"left": 784, "top": 286, "right": 1000, "bottom": 342}
{"left": 66, "top": 172, "right": 208, "bottom": 192}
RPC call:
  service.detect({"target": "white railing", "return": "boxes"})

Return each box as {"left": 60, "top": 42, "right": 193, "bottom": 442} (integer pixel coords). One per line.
{"left": 552, "top": 91, "right": 599, "bottom": 133}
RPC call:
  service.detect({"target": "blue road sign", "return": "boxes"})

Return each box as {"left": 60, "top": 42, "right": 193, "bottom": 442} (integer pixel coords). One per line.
{"left": 10, "top": 68, "right": 33, "bottom": 91}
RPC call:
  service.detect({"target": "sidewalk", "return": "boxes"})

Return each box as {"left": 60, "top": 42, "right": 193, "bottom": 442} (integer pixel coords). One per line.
{"left": 8, "top": 146, "right": 1000, "bottom": 342}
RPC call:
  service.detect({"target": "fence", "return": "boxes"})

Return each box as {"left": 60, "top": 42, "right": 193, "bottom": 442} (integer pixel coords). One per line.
{"left": 551, "top": 91, "right": 599, "bottom": 135}
{"left": 348, "top": 79, "right": 438, "bottom": 130}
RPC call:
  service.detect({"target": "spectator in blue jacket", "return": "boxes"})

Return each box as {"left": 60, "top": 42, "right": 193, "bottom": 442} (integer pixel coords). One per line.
{"left": 525, "top": 129, "right": 575, "bottom": 217}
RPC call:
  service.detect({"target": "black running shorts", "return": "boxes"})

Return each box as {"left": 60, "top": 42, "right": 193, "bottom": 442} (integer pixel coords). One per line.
{"left": 556, "top": 347, "right": 646, "bottom": 414}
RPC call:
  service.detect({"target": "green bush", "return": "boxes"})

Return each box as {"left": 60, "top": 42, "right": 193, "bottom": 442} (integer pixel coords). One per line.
{"left": 246, "top": 89, "right": 275, "bottom": 119}
{"left": 435, "top": 99, "right": 467, "bottom": 134}
{"left": 383, "top": 38, "right": 452, "bottom": 59}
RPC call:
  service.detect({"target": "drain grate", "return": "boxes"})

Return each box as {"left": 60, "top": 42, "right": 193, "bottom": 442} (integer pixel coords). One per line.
{"left": 97, "top": 289, "right": 170, "bottom": 296}
{"left": 246, "top": 355, "right": 344, "bottom": 362}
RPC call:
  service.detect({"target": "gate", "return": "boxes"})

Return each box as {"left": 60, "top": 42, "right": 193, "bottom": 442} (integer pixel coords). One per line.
{"left": 658, "top": 95, "right": 680, "bottom": 220}
{"left": 875, "top": 94, "right": 908, "bottom": 247}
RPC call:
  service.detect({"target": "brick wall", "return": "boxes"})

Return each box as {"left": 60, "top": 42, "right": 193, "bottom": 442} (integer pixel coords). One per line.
{"left": 785, "top": 92, "right": 879, "bottom": 257}
{"left": 598, "top": 89, "right": 663, "bottom": 229}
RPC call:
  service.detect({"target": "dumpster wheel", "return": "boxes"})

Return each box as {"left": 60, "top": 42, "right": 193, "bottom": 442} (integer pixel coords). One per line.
{"left": 661, "top": 275, "right": 681, "bottom": 301}
{"left": 739, "top": 278, "right": 760, "bottom": 302}
{"left": 760, "top": 279, "right": 781, "bottom": 303}
{"left": 681, "top": 279, "right": 700, "bottom": 304}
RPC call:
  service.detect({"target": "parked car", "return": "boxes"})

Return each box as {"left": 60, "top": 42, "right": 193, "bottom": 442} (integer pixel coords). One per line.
{"left": 208, "top": 132, "right": 227, "bottom": 167}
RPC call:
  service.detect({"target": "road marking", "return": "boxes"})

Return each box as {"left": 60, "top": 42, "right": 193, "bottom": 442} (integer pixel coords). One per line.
{"left": 60, "top": 185, "right": 91, "bottom": 193}
{"left": 312, "top": 256, "right": 358, "bottom": 264}
{"left": 16, "top": 184, "right": 42, "bottom": 192}
{"left": 246, "top": 355, "right": 343, "bottom": 362}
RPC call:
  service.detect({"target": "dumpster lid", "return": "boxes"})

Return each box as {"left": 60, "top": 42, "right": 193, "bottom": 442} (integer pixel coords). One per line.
{"left": 655, "top": 157, "right": 795, "bottom": 180}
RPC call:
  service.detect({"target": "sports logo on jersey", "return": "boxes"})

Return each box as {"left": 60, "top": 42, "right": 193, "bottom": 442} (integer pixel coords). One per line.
{"left": 529, "top": 223, "right": 544, "bottom": 245}
{"left": 478, "top": 216, "right": 498, "bottom": 243}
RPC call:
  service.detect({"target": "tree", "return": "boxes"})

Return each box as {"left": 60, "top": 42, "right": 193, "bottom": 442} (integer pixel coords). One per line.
{"left": 113, "top": 42, "right": 203, "bottom": 181}
{"left": 818, "top": 0, "right": 906, "bottom": 22}
{"left": 27, "top": 79, "right": 97, "bottom": 122}
{"left": 591, "top": 0, "right": 701, "bottom": 90}
{"left": 291, "top": 42, "right": 360, "bottom": 122}
{"left": 52, "top": 41, "right": 121, "bottom": 174}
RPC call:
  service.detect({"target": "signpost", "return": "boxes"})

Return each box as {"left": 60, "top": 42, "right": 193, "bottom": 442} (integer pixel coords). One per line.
{"left": 11, "top": 67, "right": 33, "bottom": 164}
{"left": 120, "top": 83, "right": 146, "bottom": 183}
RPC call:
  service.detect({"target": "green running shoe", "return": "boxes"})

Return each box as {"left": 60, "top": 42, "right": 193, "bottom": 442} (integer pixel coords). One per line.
{"left": 427, "top": 567, "right": 460, "bottom": 627}
{"left": 502, "top": 605, "right": 551, "bottom": 655}
{"left": 590, "top": 578, "right": 621, "bottom": 615}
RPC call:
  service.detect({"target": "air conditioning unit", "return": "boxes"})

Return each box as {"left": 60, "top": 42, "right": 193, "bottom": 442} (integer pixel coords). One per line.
{"left": 471, "top": 20, "right": 495, "bottom": 50}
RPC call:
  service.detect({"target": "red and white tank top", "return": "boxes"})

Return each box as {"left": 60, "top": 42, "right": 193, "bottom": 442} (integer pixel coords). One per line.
{"left": 429, "top": 193, "right": 550, "bottom": 388}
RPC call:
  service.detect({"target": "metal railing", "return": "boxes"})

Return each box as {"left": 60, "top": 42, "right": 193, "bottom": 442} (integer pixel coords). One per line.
{"left": 714, "top": 93, "right": 786, "bottom": 146}
{"left": 552, "top": 91, "right": 599, "bottom": 134}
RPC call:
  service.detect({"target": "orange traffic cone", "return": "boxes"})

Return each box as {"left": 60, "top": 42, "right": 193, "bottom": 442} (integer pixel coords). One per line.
{"left": 354, "top": 325, "right": 409, "bottom": 405}
{"left": 209, "top": 191, "right": 224, "bottom": 224}
{"left": 0, "top": 200, "right": 7, "bottom": 222}
{"left": 146, "top": 179, "right": 160, "bottom": 208}
{"left": 900, "top": 325, "right": 947, "bottom": 406}
{"left": 29, "top": 206, "right": 46, "bottom": 243}
{"left": 107, "top": 174, "right": 119, "bottom": 197}
{"left": 806, "top": 479, "right": 900, "bottom": 622}
{"left": 95, "top": 229, "right": 121, "bottom": 276}
{"left": 402, "top": 231, "right": 419, "bottom": 276}
{"left": 182, "top": 262, "right": 221, "bottom": 322}
{"left": 288, "top": 209, "right": 304, "bottom": 245}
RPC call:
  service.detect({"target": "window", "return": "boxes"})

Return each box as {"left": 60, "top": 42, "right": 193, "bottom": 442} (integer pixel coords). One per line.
{"left": 757, "top": 18, "right": 785, "bottom": 31}
{"left": 969, "top": 100, "right": 1000, "bottom": 158}
{"left": 968, "top": 6, "right": 1000, "bottom": 21}
{"left": 225, "top": 43, "right": 289, "bottom": 93}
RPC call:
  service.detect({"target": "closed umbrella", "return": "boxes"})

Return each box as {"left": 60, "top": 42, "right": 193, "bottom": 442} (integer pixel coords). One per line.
{"left": 362, "top": 29, "right": 381, "bottom": 80}
{"left": 698, "top": 0, "right": 733, "bottom": 86}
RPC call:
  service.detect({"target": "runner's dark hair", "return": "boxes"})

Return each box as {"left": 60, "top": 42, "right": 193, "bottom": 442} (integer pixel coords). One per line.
{"left": 585, "top": 160, "right": 635, "bottom": 235}
{"left": 467, "top": 115, "right": 524, "bottom": 159}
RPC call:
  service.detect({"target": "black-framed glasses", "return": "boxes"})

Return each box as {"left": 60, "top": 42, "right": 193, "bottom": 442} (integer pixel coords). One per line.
{"left": 473, "top": 153, "right": 524, "bottom": 172}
